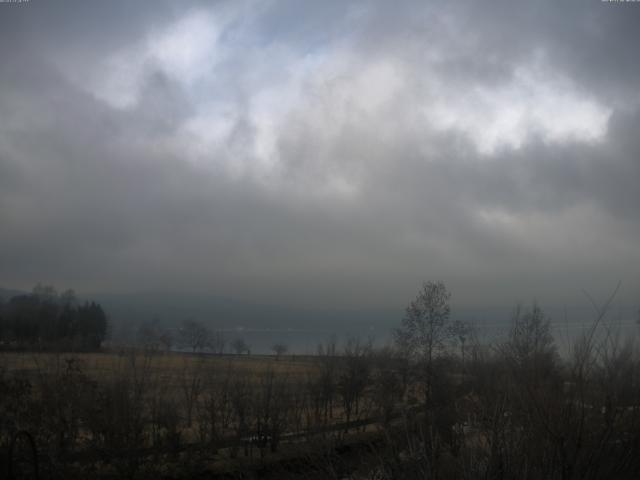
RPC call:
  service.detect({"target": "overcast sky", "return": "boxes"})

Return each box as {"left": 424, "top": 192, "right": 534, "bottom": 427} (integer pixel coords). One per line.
{"left": 1, "top": 0, "right": 639, "bottom": 310}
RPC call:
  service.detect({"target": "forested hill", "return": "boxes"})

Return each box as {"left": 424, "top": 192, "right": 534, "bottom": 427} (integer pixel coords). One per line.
{"left": 0, "top": 286, "right": 108, "bottom": 350}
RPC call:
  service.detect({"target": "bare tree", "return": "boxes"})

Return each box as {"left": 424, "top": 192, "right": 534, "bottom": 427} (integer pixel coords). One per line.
{"left": 158, "top": 330, "right": 173, "bottom": 352}
{"left": 393, "top": 281, "right": 455, "bottom": 479}
{"left": 179, "top": 357, "right": 205, "bottom": 428}
{"left": 371, "top": 349, "right": 403, "bottom": 426}
{"left": 198, "top": 363, "right": 234, "bottom": 448}
{"left": 272, "top": 342, "right": 288, "bottom": 360}
{"left": 338, "top": 337, "right": 372, "bottom": 428}
{"left": 316, "top": 336, "right": 338, "bottom": 425}
{"left": 395, "top": 281, "right": 452, "bottom": 363}
{"left": 503, "top": 302, "right": 557, "bottom": 385}
{"left": 210, "top": 330, "right": 226, "bottom": 355}
{"left": 395, "top": 281, "right": 453, "bottom": 403}
{"left": 229, "top": 372, "right": 252, "bottom": 458}
{"left": 449, "top": 319, "right": 473, "bottom": 373}
{"left": 254, "top": 368, "right": 289, "bottom": 455}
{"left": 231, "top": 337, "right": 249, "bottom": 355}
{"left": 179, "top": 318, "right": 210, "bottom": 353}
{"left": 136, "top": 318, "right": 171, "bottom": 352}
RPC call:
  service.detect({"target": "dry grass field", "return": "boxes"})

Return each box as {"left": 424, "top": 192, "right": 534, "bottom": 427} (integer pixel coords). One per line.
{"left": 0, "top": 350, "right": 323, "bottom": 431}
{"left": 0, "top": 350, "right": 317, "bottom": 381}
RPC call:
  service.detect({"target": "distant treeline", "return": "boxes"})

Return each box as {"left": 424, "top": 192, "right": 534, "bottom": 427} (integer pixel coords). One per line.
{"left": 0, "top": 284, "right": 108, "bottom": 350}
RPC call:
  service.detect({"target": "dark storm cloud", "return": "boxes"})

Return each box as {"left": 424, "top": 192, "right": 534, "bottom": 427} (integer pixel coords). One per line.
{"left": 0, "top": 0, "right": 639, "bottom": 309}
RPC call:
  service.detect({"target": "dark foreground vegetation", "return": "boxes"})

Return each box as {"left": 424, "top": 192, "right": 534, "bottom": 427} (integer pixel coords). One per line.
{"left": 1, "top": 282, "right": 640, "bottom": 479}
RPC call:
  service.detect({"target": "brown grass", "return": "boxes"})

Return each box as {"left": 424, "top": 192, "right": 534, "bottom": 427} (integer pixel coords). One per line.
{"left": 0, "top": 350, "right": 317, "bottom": 382}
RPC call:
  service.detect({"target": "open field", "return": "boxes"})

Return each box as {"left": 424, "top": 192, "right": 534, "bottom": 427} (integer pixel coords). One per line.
{"left": 0, "top": 350, "right": 317, "bottom": 382}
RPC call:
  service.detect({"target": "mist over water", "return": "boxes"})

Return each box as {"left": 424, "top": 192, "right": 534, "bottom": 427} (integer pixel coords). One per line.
{"left": 96, "top": 290, "right": 638, "bottom": 355}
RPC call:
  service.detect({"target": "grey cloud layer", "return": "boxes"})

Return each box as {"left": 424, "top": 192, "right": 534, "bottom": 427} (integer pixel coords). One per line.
{"left": 1, "top": 0, "right": 639, "bottom": 309}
